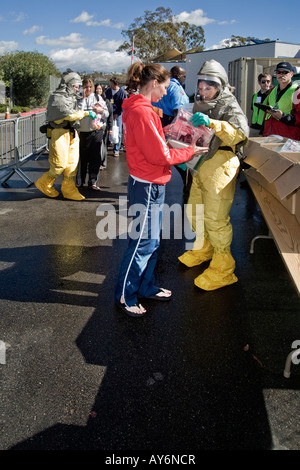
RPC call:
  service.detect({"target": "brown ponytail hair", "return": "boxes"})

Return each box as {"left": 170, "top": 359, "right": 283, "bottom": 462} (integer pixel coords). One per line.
{"left": 126, "top": 61, "right": 170, "bottom": 93}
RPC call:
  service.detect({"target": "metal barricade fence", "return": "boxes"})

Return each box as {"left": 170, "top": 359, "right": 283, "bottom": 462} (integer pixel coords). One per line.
{"left": 0, "top": 111, "right": 47, "bottom": 186}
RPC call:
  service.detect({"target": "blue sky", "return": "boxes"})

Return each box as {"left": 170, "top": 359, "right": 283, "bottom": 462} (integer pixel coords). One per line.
{"left": 0, "top": 1, "right": 298, "bottom": 73}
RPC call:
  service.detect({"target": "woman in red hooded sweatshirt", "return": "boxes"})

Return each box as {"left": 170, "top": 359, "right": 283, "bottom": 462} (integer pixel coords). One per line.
{"left": 114, "top": 61, "right": 207, "bottom": 317}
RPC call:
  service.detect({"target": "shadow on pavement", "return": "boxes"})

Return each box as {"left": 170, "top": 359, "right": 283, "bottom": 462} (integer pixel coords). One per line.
{"left": 1, "top": 239, "right": 271, "bottom": 451}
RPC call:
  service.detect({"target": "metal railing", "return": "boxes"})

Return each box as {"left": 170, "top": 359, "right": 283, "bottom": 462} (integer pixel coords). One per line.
{"left": 0, "top": 111, "right": 47, "bottom": 186}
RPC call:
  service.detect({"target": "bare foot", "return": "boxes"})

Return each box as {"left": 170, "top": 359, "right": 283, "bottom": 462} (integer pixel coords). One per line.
{"left": 155, "top": 288, "right": 172, "bottom": 298}
{"left": 120, "top": 296, "right": 146, "bottom": 316}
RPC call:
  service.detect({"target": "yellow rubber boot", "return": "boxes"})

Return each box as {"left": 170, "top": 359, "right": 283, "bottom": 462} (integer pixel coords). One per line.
{"left": 35, "top": 173, "right": 59, "bottom": 198}
{"left": 178, "top": 239, "right": 214, "bottom": 267}
{"left": 194, "top": 253, "right": 238, "bottom": 291}
{"left": 61, "top": 179, "right": 85, "bottom": 201}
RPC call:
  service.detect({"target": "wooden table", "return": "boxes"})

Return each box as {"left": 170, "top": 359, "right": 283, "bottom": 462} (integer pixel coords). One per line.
{"left": 245, "top": 172, "right": 300, "bottom": 296}
{"left": 245, "top": 172, "right": 300, "bottom": 378}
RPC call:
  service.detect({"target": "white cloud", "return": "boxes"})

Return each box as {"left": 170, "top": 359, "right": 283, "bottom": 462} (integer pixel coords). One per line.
{"left": 13, "top": 12, "right": 27, "bottom": 23}
{"left": 0, "top": 40, "right": 18, "bottom": 54}
{"left": 218, "top": 19, "right": 237, "bottom": 25}
{"left": 49, "top": 47, "right": 132, "bottom": 73}
{"left": 70, "top": 10, "right": 123, "bottom": 28}
{"left": 205, "top": 38, "right": 237, "bottom": 50}
{"left": 111, "top": 22, "right": 124, "bottom": 29}
{"left": 87, "top": 19, "right": 124, "bottom": 28}
{"left": 173, "top": 9, "right": 215, "bottom": 26}
{"left": 88, "top": 19, "right": 111, "bottom": 27}
{"left": 35, "top": 33, "right": 88, "bottom": 48}
{"left": 94, "top": 39, "right": 122, "bottom": 51}
{"left": 71, "top": 11, "right": 94, "bottom": 24}
{"left": 23, "top": 25, "right": 43, "bottom": 35}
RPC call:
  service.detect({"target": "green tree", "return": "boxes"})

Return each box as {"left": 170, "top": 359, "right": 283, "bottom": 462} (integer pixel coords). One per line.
{"left": 0, "top": 51, "right": 60, "bottom": 107}
{"left": 117, "top": 7, "right": 205, "bottom": 63}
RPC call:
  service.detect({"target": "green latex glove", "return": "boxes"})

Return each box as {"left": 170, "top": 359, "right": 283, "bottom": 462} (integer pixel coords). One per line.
{"left": 189, "top": 112, "right": 210, "bottom": 127}
{"left": 88, "top": 111, "right": 97, "bottom": 120}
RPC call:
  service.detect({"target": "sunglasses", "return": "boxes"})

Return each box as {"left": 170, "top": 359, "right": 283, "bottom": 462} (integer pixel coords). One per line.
{"left": 261, "top": 80, "right": 271, "bottom": 84}
{"left": 275, "top": 70, "right": 290, "bottom": 75}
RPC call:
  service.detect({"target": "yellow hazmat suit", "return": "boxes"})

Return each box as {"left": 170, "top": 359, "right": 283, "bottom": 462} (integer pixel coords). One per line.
{"left": 178, "top": 60, "right": 249, "bottom": 290}
{"left": 35, "top": 72, "right": 90, "bottom": 201}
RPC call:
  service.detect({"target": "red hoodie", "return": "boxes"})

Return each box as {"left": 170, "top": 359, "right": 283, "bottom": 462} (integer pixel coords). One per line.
{"left": 122, "top": 94, "right": 195, "bottom": 185}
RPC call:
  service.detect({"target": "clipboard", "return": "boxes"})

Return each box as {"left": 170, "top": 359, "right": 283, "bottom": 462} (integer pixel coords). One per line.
{"left": 254, "top": 103, "right": 276, "bottom": 113}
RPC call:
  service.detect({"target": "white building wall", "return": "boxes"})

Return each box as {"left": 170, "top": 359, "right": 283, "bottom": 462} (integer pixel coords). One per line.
{"left": 274, "top": 42, "right": 300, "bottom": 59}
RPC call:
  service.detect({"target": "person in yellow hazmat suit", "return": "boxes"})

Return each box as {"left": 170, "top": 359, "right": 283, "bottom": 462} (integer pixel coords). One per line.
{"left": 35, "top": 72, "right": 97, "bottom": 200}
{"left": 178, "top": 60, "right": 249, "bottom": 290}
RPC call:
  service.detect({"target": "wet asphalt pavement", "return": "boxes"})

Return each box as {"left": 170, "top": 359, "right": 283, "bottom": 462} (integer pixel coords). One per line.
{"left": 0, "top": 147, "right": 299, "bottom": 457}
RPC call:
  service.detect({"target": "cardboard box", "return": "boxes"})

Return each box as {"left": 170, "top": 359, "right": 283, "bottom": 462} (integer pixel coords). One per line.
{"left": 243, "top": 137, "right": 300, "bottom": 217}
{"left": 243, "top": 136, "right": 287, "bottom": 158}
{"left": 260, "top": 142, "right": 300, "bottom": 164}
{"left": 245, "top": 166, "right": 260, "bottom": 183}
{"left": 243, "top": 137, "right": 264, "bottom": 159}
{"left": 294, "top": 191, "right": 300, "bottom": 225}
{"left": 254, "top": 150, "right": 293, "bottom": 183}
{"left": 245, "top": 168, "right": 297, "bottom": 214}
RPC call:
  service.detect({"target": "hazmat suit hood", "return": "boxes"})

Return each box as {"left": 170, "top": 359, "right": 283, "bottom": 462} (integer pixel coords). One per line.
{"left": 193, "top": 60, "right": 249, "bottom": 160}
{"left": 46, "top": 72, "right": 82, "bottom": 123}
{"left": 62, "top": 72, "right": 82, "bottom": 90}
{"left": 196, "top": 59, "right": 228, "bottom": 88}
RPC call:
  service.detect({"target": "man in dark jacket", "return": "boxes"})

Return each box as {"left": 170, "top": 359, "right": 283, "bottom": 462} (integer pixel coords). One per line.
{"left": 105, "top": 77, "right": 127, "bottom": 156}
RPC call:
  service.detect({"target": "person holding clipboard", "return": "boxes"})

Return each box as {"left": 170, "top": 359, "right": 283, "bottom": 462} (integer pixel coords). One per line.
{"left": 261, "top": 61, "right": 300, "bottom": 140}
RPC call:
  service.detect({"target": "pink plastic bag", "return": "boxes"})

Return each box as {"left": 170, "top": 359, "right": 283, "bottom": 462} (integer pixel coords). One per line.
{"left": 164, "top": 108, "right": 214, "bottom": 147}
{"left": 92, "top": 115, "right": 101, "bottom": 130}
